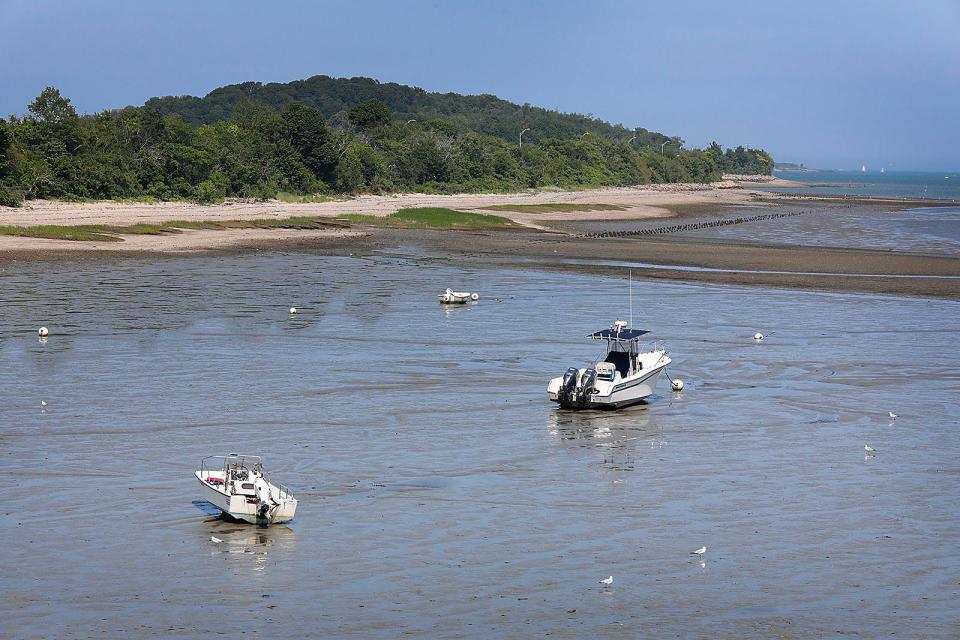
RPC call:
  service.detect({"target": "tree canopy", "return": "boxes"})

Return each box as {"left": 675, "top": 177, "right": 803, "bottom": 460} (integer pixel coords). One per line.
{"left": 0, "top": 83, "right": 774, "bottom": 206}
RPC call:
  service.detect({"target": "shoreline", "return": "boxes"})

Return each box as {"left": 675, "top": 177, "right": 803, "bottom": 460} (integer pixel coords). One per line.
{"left": 1, "top": 185, "right": 958, "bottom": 300}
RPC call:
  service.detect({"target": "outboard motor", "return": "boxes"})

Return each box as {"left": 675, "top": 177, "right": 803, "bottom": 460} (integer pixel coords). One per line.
{"left": 578, "top": 368, "right": 597, "bottom": 405}
{"left": 558, "top": 367, "right": 580, "bottom": 407}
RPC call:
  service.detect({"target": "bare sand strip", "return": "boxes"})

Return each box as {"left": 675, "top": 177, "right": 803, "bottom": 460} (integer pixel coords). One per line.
{"left": 0, "top": 183, "right": 765, "bottom": 228}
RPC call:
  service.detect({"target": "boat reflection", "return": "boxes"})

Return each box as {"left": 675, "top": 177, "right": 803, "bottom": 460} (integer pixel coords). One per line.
{"left": 202, "top": 519, "right": 296, "bottom": 571}
{"left": 546, "top": 404, "right": 667, "bottom": 471}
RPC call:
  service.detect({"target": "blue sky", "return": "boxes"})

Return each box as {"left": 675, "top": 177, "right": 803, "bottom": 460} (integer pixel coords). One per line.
{"left": 1, "top": 0, "right": 957, "bottom": 170}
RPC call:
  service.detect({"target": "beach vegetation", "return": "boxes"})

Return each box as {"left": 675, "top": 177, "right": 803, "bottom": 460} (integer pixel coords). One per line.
{"left": 0, "top": 215, "right": 349, "bottom": 241}
{"left": 342, "top": 207, "right": 514, "bottom": 229}
{"left": 0, "top": 80, "right": 774, "bottom": 207}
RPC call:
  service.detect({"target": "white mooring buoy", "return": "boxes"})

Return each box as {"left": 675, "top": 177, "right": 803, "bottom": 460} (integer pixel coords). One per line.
{"left": 38, "top": 327, "right": 49, "bottom": 337}
{"left": 470, "top": 293, "right": 479, "bottom": 301}
{"left": 671, "top": 379, "right": 685, "bottom": 392}
{"left": 754, "top": 332, "right": 764, "bottom": 342}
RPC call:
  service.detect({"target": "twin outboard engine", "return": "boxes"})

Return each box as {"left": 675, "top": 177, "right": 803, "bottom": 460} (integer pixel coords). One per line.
{"left": 558, "top": 366, "right": 597, "bottom": 409}
{"left": 580, "top": 368, "right": 597, "bottom": 401}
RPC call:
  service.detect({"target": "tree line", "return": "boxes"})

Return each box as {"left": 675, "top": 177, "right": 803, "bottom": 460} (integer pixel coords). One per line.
{"left": 0, "top": 85, "right": 773, "bottom": 207}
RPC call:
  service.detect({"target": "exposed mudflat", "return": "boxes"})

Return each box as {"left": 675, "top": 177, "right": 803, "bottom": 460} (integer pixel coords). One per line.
{"left": 2, "top": 251, "right": 958, "bottom": 638}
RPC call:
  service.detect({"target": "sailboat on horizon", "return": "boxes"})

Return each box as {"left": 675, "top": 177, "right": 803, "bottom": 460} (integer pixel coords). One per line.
{"left": 861, "top": 164, "right": 867, "bottom": 172}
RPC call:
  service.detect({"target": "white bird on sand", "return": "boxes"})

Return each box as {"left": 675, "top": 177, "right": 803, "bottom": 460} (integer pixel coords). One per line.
{"left": 888, "top": 411, "right": 898, "bottom": 420}
{"left": 210, "top": 536, "right": 223, "bottom": 544}
{"left": 691, "top": 546, "right": 707, "bottom": 557}
{"left": 864, "top": 445, "right": 876, "bottom": 453}
{"left": 599, "top": 576, "right": 613, "bottom": 585}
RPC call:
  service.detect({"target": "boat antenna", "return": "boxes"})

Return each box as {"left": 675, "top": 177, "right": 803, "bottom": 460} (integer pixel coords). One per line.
{"left": 629, "top": 269, "right": 633, "bottom": 327}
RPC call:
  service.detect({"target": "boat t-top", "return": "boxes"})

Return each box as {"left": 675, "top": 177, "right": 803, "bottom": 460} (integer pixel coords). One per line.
{"left": 547, "top": 320, "right": 671, "bottom": 410}
{"left": 195, "top": 454, "right": 298, "bottom": 525}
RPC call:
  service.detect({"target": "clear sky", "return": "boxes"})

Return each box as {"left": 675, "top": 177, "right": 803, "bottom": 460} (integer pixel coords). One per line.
{"left": 1, "top": 0, "right": 957, "bottom": 170}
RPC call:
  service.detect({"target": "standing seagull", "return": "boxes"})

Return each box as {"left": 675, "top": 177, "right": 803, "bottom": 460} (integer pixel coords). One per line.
{"left": 691, "top": 546, "right": 706, "bottom": 557}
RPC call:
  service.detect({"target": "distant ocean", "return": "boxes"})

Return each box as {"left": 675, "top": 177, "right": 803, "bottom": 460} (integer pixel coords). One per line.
{"left": 766, "top": 169, "right": 960, "bottom": 201}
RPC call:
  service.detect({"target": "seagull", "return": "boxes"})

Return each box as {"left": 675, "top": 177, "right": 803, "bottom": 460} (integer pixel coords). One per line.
{"left": 888, "top": 411, "right": 898, "bottom": 420}
{"left": 599, "top": 576, "right": 613, "bottom": 585}
{"left": 691, "top": 546, "right": 706, "bottom": 557}
{"left": 210, "top": 536, "right": 223, "bottom": 544}
{"left": 40, "top": 400, "right": 47, "bottom": 407}
{"left": 864, "top": 445, "right": 876, "bottom": 453}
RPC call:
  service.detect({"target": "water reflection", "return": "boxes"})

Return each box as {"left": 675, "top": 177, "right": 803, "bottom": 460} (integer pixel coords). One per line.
{"left": 547, "top": 404, "right": 665, "bottom": 471}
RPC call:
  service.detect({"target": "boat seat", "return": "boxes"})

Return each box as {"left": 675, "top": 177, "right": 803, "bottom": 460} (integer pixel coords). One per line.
{"left": 595, "top": 362, "right": 616, "bottom": 381}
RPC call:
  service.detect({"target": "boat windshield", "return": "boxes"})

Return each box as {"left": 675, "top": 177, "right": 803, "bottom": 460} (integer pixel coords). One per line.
{"left": 199, "top": 454, "right": 263, "bottom": 476}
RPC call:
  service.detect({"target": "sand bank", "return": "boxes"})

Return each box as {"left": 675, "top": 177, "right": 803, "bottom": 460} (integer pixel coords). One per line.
{"left": 0, "top": 183, "right": 767, "bottom": 230}
{"left": 3, "top": 184, "right": 958, "bottom": 299}
{"left": 0, "top": 227, "right": 363, "bottom": 255}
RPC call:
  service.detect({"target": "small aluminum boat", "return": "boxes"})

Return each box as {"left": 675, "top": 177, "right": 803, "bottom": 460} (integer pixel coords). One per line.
{"left": 195, "top": 454, "right": 298, "bottom": 525}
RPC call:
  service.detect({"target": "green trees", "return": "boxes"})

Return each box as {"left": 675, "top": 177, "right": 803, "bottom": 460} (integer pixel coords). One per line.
{"left": 281, "top": 102, "right": 336, "bottom": 182}
{"left": 0, "top": 85, "right": 772, "bottom": 207}
{"left": 722, "top": 145, "right": 773, "bottom": 175}
{"left": 348, "top": 99, "right": 392, "bottom": 130}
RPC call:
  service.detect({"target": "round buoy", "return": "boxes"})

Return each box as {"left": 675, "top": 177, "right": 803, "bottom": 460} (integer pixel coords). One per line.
{"left": 289, "top": 307, "right": 297, "bottom": 314}
{"left": 754, "top": 332, "right": 764, "bottom": 342}
{"left": 671, "top": 379, "right": 684, "bottom": 392}
{"left": 470, "top": 293, "right": 479, "bottom": 301}
{"left": 38, "top": 327, "right": 49, "bottom": 337}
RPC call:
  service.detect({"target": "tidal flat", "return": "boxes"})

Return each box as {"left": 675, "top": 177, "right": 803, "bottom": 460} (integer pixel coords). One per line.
{"left": 1, "top": 250, "right": 958, "bottom": 638}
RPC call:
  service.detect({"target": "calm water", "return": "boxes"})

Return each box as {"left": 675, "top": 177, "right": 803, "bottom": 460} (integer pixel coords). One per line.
{"left": 2, "top": 251, "right": 959, "bottom": 638}
{"left": 679, "top": 205, "right": 960, "bottom": 255}
{"left": 767, "top": 170, "right": 960, "bottom": 200}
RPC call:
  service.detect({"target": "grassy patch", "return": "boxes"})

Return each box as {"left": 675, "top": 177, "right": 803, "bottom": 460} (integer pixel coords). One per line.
{"left": 0, "top": 225, "right": 125, "bottom": 242}
{"left": 342, "top": 207, "right": 514, "bottom": 229}
{"left": 0, "top": 216, "right": 349, "bottom": 242}
{"left": 484, "top": 203, "right": 629, "bottom": 214}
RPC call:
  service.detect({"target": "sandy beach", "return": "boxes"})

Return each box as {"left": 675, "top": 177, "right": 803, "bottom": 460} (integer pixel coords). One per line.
{"left": 0, "top": 181, "right": 771, "bottom": 228}
{"left": 2, "top": 180, "right": 958, "bottom": 299}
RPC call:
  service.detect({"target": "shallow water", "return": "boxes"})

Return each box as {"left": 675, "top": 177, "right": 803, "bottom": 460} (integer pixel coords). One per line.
{"left": 681, "top": 205, "right": 960, "bottom": 255}
{"left": 767, "top": 170, "right": 960, "bottom": 201}
{"left": 553, "top": 204, "right": 960, "bottom": 257}
{"left": 1, "top": 252, "right": 959, "bottom": 638}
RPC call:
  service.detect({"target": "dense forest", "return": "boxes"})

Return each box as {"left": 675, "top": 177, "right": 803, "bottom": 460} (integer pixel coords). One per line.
{"left": 0, "top": 77, "right": 774, "bottom": 207}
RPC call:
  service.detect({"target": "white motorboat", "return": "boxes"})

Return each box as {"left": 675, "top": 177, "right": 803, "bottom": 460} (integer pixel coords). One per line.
{"left": 195, "top": 454, "right": 298, "bottom": 525}
{"left": 547, "top": 320, "right": 671, "bottom": 410}
{"left": 438, "top": 288, "right": 476, "bottom": 304}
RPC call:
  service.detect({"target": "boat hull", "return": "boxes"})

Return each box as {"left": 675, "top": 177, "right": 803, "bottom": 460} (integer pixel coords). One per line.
{"left": 195, "top": 472, "right": 297, "bottom": 525}
{"left": 548, "top": 363, "right": 667, "bottom": 410}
